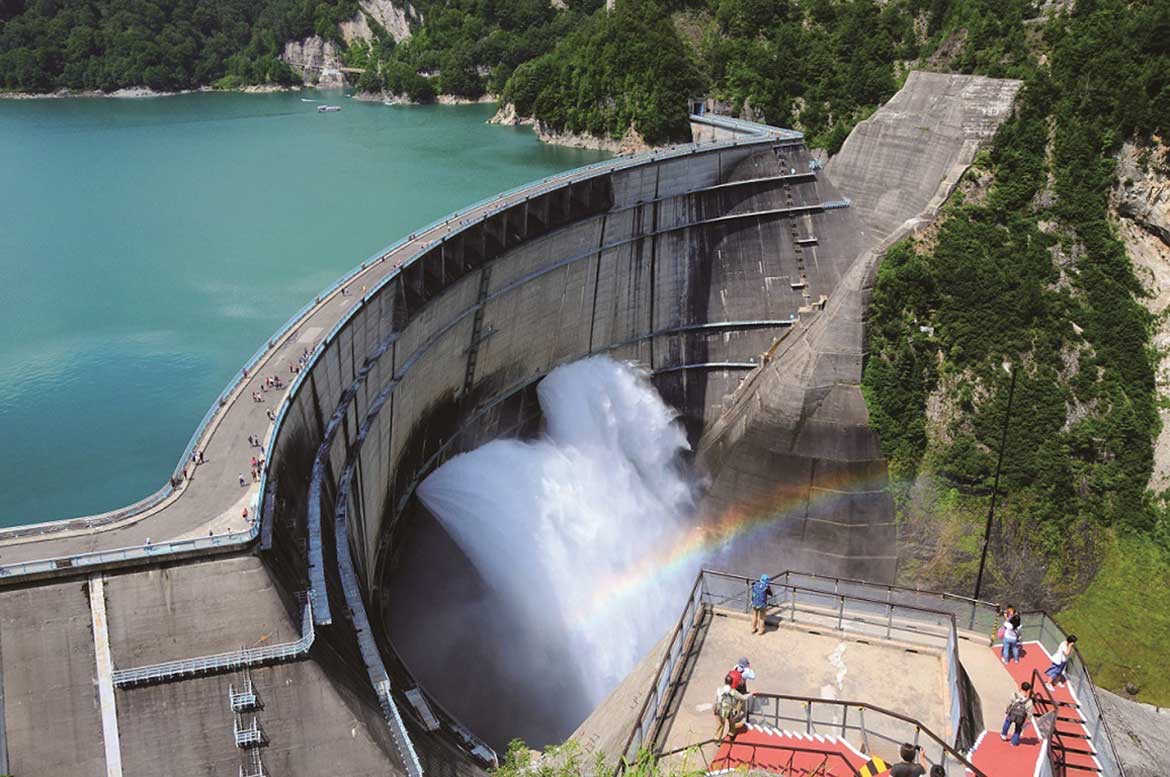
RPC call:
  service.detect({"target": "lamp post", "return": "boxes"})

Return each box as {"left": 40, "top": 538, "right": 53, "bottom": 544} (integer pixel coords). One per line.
{"left": 973, "top": 361, "right": 1017, "bottom": 602}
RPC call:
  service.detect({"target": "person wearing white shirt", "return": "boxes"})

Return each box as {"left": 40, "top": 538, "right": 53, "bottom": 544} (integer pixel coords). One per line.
{"left": 1045, "top": 635, "right": 1078, "bottom": 689}
{"left": 1000, "top": 606, "right": 1022, "bottom": 663}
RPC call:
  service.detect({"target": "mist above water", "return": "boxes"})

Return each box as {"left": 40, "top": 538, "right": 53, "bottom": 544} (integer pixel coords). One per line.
{"left": 418, "top": 356, "right": 699, "bottom": 714}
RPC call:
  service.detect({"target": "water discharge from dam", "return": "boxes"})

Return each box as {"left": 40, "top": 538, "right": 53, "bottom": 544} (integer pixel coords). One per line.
{"left": 417, "top": 356, "right": 700, "bottom": 717}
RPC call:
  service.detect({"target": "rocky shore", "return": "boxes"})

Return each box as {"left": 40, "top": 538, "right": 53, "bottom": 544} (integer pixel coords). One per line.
{"left": 0, "top": 84, "right": 303, "bottom": 99}
{"left": 489, "top": 101, "right": 653, "bottom": 154}
{"left": 352, "top": 91, "right": 496, "bottom": 105}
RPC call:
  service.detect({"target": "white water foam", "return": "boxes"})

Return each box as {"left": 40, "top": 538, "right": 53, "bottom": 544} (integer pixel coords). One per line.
{"left": 418, "top": 356, "right": 698, "bottom": 704}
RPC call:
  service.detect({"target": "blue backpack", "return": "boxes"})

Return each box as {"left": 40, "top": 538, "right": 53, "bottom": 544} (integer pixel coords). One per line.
{"left": 751, "top": 580, "right": 769, "bottom": 608}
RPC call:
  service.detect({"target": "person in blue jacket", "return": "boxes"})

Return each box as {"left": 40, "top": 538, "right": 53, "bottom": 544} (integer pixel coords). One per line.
{"left": 751, "top": 574, "right": 773, "bottom": 635}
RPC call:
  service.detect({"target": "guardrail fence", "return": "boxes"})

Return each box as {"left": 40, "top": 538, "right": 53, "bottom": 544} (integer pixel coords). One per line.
{"left": 619, "top": 568, "right": 976, "bottom": 772}
{"left": 775, "top": 571, "right": 1125, "bottom": 776}
{"left": 113, "top": 600, "right": 313, "bottom": 687}
{"left": 745, "top": 694, "right": 983, "bottom": 777}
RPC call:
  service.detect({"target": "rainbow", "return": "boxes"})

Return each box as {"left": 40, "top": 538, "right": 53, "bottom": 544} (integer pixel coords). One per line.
{"left": 572, "top": 468, "right": 895, "bottom": 631}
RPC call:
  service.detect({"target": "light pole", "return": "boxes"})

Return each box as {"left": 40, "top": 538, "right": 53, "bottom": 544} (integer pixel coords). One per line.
{"left": 974, "top": 361, "right": 1017, "bottom": 602}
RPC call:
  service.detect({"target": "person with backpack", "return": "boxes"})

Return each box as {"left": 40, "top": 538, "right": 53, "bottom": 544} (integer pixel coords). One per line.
{"left": 1045, "top": 635, "right": 1077, "bottom": 690}
{"left": 713, "top": 675, "right": 752, "bottom": 740}
{"left": 726, "top": 657, "right": 756, "bottom": 693}
{"left": 750, "top": 574, "right": 773, "bottom": 635}
{"left": 1001, "top": 681, "right": 1036, "bottom": 746}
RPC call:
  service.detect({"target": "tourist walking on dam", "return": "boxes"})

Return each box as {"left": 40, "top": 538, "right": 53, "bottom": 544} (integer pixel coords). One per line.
{"left": 751, "top": 574, "right": 773, "bottom": 634}
{"left": 1045, "top": 635, "right": 1077, "bottom": 689}
{"left": 1001, "top": 681, "right": 1036, "bottom": 746}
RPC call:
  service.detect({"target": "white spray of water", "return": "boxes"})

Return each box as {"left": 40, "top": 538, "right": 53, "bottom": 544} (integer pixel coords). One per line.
{"left": 418, "top": 356, "right": 698, "bottom": 704}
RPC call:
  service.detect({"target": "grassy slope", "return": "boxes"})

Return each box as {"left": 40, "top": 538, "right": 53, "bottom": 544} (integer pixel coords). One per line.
{"left": 1057, "top": 535, "right": 1170, "bottom": 705}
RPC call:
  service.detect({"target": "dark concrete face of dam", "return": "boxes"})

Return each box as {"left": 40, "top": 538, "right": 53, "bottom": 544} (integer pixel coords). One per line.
{"left": 265, "top": 129, "right": 892, "bottom": 751}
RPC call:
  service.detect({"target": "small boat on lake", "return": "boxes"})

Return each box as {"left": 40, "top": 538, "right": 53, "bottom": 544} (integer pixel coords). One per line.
{"left": 317, "top": 105, "right": 341, "bottom": 113}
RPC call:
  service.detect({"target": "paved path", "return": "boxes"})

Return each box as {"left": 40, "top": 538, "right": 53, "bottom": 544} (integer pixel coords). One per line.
{"left": 89, "top": 574, "right": 124, "bottom": 777}
{"left": 0, "top": 177, "right": 583, "bottom": 567}
{"left": 967, "top": 641, "right": 1101, "bottom": 775}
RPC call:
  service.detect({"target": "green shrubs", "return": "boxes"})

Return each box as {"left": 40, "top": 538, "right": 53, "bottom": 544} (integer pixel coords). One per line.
{"left": 0, "top": 0, "right": 353, "bottom": 92}
{"left": 502, "top": 0, "right": 701, "bottom": 144}
{"left": 861, "top": 0, "right": 1169, "bottom": 589}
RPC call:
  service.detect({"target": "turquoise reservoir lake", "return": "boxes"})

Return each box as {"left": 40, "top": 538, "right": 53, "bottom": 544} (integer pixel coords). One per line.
{"left": 0, "top": 91, "right": 609, "bottom": 527}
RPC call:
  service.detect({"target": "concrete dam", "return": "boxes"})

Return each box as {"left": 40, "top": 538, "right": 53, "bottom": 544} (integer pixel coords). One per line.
{"left": 0, "top": 72, "right": 1043, "bottom": 777}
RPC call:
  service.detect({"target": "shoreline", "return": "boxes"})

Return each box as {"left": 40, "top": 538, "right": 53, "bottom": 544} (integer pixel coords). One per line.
{"left": 351, "top": 90, "right": 498, "bottom": 106}
{"left": 0, "top": 83, "right": 305, "bottom": 100}
{"left": 0, "top": 82, "right": 631, "bottom": 156}
{"left": 488, "top": 101, "right": 654, "bottom": 154}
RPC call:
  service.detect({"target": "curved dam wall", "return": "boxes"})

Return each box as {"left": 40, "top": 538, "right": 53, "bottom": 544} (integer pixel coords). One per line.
{"left": 260, "top": 119, "right": 874, "bottom": 757}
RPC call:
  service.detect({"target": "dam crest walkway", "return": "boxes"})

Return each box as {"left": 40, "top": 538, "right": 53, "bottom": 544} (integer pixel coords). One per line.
{"left": 0, "top": 114, "right": 798, "bottom": 578}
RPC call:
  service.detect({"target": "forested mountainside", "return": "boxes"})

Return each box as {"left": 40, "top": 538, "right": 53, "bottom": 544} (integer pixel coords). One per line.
{"left": 860, "top": 0, "right": 1169, "bottom": 701}
{"left": 0, "top": 0, "right": 1128, "bottom": 145}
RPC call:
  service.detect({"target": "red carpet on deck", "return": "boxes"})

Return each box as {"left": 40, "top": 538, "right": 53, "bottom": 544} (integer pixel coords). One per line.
{"left": 708, "top": 642, "right": 1100, "bottom": 776}
{"left": 711, "top": 724, "right": 869, "bottom": 776}
{"left": 965, "top": 641, "right": 1101, "bottom": 776}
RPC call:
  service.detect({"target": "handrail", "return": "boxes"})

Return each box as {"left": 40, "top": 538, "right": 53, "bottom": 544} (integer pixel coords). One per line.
{"left": 112, "top": 600, "right": 313, "bottom": 687}
{"left": 745, "top": 692, "right": 986, "bottom": 776}
{"left": 777, "top": 570, "right": 1125, "bottom": 776}
{"left": 617, "top": 567, "right": 975, "bottom": 772}
{"left": 617, "top": 571, "right": 705, "bottom": 764}
{"left": 657, "top": 737, "right": 862, "bottom": 777}
{"left": 0, "top": 523, "right": 258, "bottom": 580}
{"left": 1029, "top": 668, "right": 1099, "bottom": 776}
{"left": 753, "top": 576, "right": 972, "bottom": 749}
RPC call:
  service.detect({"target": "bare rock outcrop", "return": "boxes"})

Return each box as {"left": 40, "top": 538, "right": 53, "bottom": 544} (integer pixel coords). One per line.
{"left": 1111, "top": 138, "right": 1170, "bottom": 489}
{"left": 340, "top": 0, "right": 415, "bottom": 45}
{"left": 282, "top": 36, "right": 345, "bottom": 88}
{"left": 1095, "top": 687, "right": 1170, "bottom": 777}
{"left": 1114, "top": 138, "right": 1170, "bottom": 247}
{"left": 489, "top": 102, "right": 654, "bottom": 153}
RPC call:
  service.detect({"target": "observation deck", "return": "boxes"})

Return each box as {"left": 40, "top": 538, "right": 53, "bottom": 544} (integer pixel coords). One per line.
{"left": 588, "top": 569, "right": 1122, "bottom": 777}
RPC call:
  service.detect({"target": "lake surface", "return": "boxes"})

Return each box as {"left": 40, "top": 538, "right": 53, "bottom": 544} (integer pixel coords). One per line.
{"left": 0, "top": 91, "right": 609, "bottom": 527}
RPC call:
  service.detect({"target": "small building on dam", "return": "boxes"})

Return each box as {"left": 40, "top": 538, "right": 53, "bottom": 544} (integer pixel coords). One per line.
{"left": 0, "top": 72, "right": 1128, "bottom": 777}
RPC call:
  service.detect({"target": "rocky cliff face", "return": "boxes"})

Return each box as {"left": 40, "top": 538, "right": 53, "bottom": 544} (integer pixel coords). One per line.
{"left": 281, "top": 36, "right": 345, "bottom": 87}
{"left": 1111, "top": 139, "right": 1170, "bottom": 490}
{"left": 340, "top": 0, "right": 415, "bottom": 45}
{"left": 284, "top": 0, "right": 414, "bottom": 87}
{"left": 1096, "top": 687, "right": 1170, "bottom": 777}
{"left": 489, "top": 102, "right": 653, "bottom": 153}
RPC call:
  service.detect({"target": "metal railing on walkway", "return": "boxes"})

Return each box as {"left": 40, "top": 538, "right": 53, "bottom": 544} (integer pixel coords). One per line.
{"left": 744, "top": 694, "right": 984, "bottom": 776}
{"left": 774, "top": 570, "right": 1125, "bottom": 777}
{"left": 112, "top": 600, "right": 313, "bottom": 687}
{"left": 1029, "top": 668, "right": 1099, "bottom": 777}
{"left": 640, "top": 696, "right": 984, "bottom": 776}
{"left": 618, "top": 568, "right": 977, "bottom": 768}
{"left": 0, "top": 523, "right": 259, "bottom": 581}
{"left": 657, "top": 737, "right": 863, "bottom": 777}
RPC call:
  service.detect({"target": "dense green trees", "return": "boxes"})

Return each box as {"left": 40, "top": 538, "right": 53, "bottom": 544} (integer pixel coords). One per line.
{"left": 862, "top": 0, "right": 1170, "bottom": 570}
{"left": 502, "top": 0, "right": 700, "bottom": 144}
{"left": 0, "top": 0, "right": 346, "bottom": 91}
